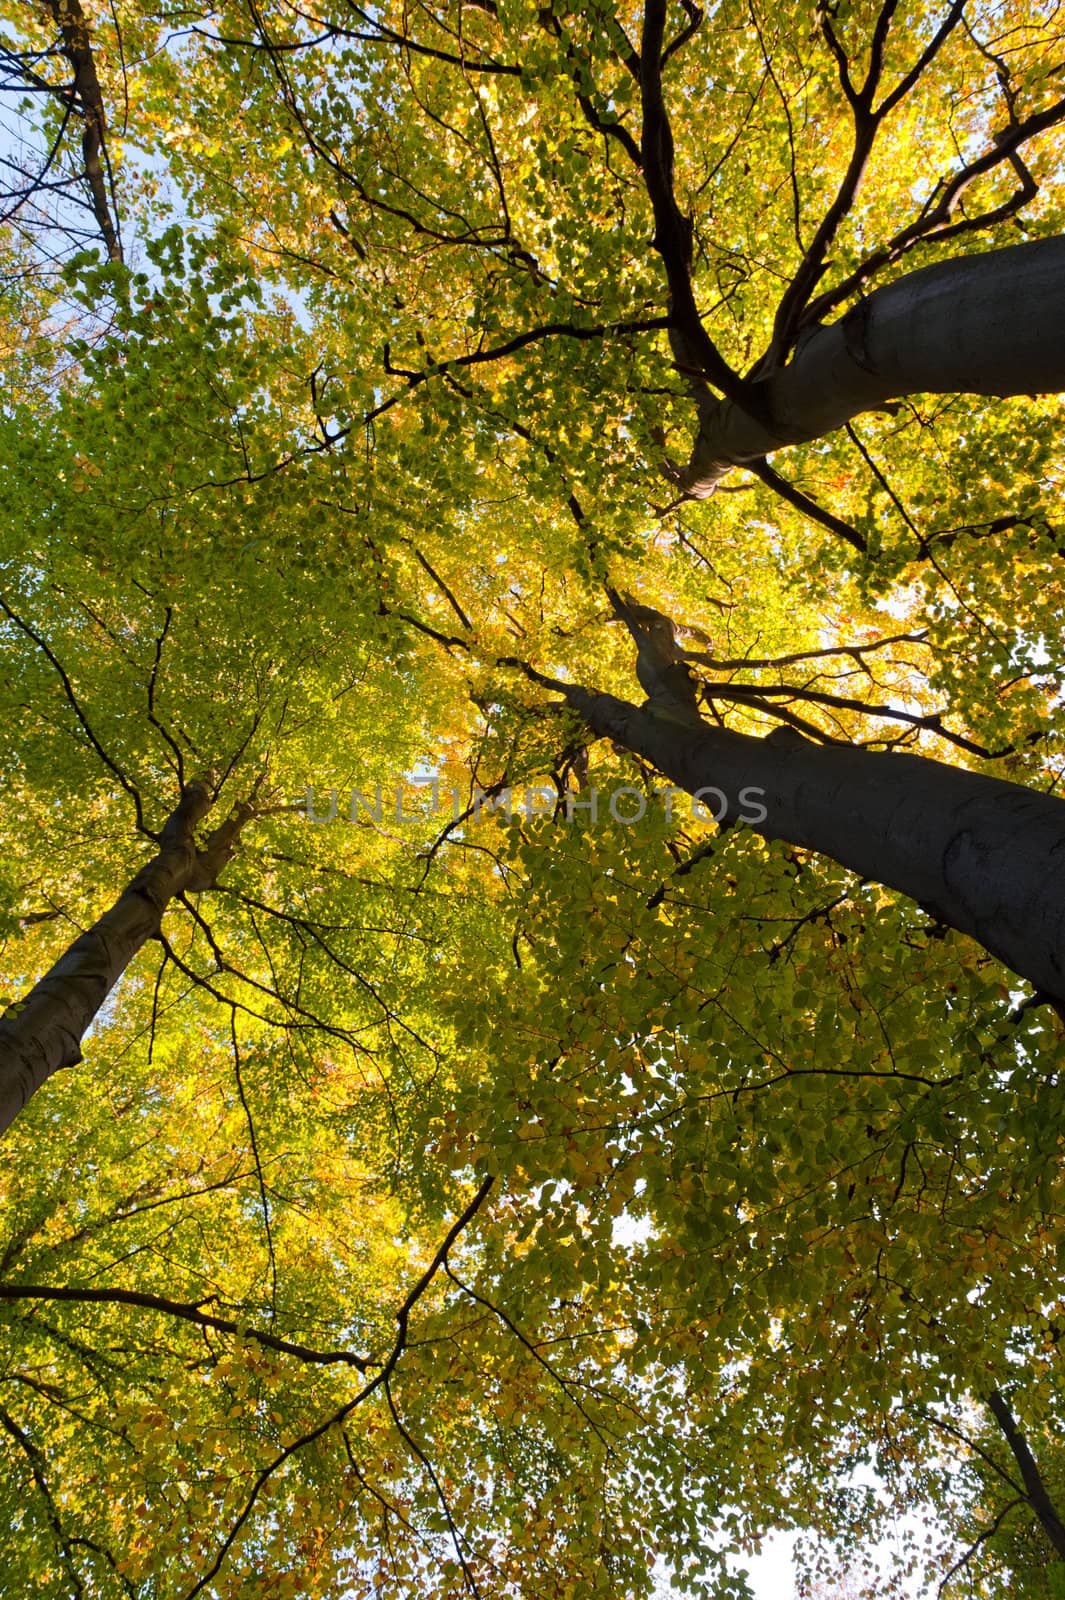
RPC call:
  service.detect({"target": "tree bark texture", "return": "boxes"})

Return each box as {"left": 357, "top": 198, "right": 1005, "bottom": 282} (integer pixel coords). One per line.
{"left": 0, "top": 781, "right": 248, "bottom": 1136}
{"left": 568, "top": 686, "right": 1065, "bottom": 1003}
{"left": 680, "top": 235, "right": 1065, "bottom": 494}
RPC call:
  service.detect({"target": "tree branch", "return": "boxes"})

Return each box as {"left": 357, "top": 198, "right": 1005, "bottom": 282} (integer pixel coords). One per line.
{"left": 0, "top": 1282, "right": 370, "bottom": 1367}
{"left": 748, "top": 457, "right": 868, "bottom": 553}
{"left": 801, "top": 95, "right": 1065, "bottom": 330}
{"left": 45, "top": 0, "right": 122, "bottom": 260}
{"left": 640, "top": 0, "right": 751, "bottom": 406}
{"left": 986, "top": 1388, "right": 1065, "bottom": 1560}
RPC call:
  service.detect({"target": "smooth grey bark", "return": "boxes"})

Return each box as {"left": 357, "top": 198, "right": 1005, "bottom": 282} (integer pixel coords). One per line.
{"left": 566, "top": 684, "right": 1065, "bottom": 1003}
{"left": 678, "top": 234, "right": 1065, "bottom": 495}
{"left": 0, "top": 782, "right": 250, "bottom": 1137}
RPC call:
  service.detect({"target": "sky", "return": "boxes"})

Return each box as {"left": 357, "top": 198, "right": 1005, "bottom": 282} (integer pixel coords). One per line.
{"left": 736, "top": 1530, "right": 800, "bottom": 1598}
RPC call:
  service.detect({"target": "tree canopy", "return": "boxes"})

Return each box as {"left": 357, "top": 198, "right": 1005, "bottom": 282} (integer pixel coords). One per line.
{"left": 1, "top": 0, "right": 1065, "bottom": 1594}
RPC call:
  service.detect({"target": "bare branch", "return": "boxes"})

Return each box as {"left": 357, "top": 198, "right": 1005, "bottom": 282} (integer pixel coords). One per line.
{"left": 766, "top": 0, "right": 967, "bottom": 362}
{"left": 748, "top": 457, "right": 868, "bottom": 553}
{"left": 0, "top": 594, "right": 148, "bottom": 836}
{"left": 183, "top": 1174, "right": 494, "bottom": 1599}
{"left": 0, "top": 1282, "right": 370, "bottom": 1367}
{"left": 802, "top": 95, "right": 1065, "bottom": 329}
{"left": 937, "top": 1497, "right": 1027, "bottom": 1597}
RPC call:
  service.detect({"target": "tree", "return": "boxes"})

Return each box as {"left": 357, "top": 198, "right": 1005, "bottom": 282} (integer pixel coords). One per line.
{"left": 0, "top": 769, "right": 265, "bottom": 1134}
{"left": 903, "top": 1389, "right": 1065, "bottom": 1598}
{"left": 1, "top": 0, "right": 1065, "bottom": 1596}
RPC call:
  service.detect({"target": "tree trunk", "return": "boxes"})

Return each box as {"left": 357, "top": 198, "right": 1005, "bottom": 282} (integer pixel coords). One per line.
{"left": 567, "top": 685, "right": 1065, "bottom": 1003}
{"left": 0, "top": 782, "right": 249, "bottom": 1136}
{"left": 47, "top": 0, "right": 123, "bottom": 262}
{"left": 987, "top": 1389, "right": 1065, "bottom": 1561}
{"left": 679, "top": 234, "right": 1065, "bottom": 495}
